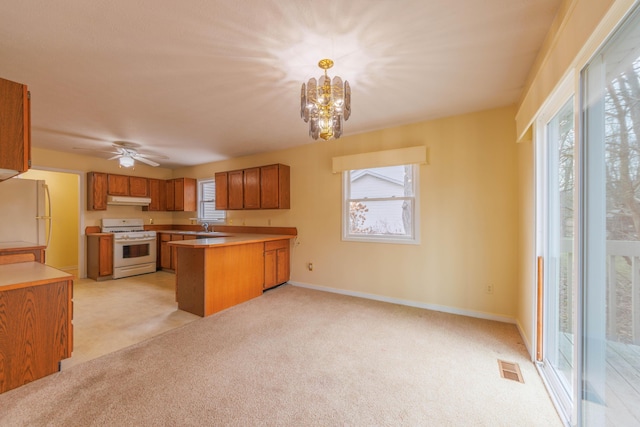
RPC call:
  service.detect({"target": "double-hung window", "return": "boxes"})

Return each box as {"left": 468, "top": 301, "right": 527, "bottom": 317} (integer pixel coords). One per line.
{"left": 198, "top": 178, "right": 226, "bottom": 222}
{"left": 342, "top": 164, "right": 419, "bottom": 244}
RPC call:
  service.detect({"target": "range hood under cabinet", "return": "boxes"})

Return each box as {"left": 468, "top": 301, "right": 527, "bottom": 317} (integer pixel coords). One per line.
{"left": 106, "top": 195, "right": 151, "bottom": 206}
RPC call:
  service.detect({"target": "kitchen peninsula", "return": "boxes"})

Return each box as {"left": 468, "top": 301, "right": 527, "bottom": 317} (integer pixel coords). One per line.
{"left": 168, "top": 232, "right": 295, "bottom": 317}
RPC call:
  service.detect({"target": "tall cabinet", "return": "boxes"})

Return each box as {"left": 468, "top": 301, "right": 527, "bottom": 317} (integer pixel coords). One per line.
{"left": 0, "top": 77, "right": 30, "bottom": 181}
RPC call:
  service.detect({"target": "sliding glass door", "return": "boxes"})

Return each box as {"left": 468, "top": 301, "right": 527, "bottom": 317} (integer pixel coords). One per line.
{"left": 582, "top": 7, "right": 640, "bottom": 425}
{"left": 538, "top": 93, "right": 576, "bottom": 421}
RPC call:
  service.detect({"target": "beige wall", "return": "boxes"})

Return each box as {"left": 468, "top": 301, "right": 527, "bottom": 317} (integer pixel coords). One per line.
{"left": 173, "top": 106, "right": 520, "bottom": 320}
{"left": 516, "top": 0, "right": 616, "bottom": 139}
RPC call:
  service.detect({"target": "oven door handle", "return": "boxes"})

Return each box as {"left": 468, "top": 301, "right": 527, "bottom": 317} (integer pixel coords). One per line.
{"left": 114, "top": 238, "right": 157, "bottom": 244}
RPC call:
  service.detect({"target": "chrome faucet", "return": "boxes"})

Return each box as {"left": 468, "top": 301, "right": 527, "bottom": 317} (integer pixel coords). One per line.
{"left": 201, "top": 222, "right": 209, "bottom": 232}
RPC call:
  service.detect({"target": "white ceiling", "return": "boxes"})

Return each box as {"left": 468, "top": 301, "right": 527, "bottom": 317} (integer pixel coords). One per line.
{"left": 0, "top": 0, "right": 561, "bottom": 168}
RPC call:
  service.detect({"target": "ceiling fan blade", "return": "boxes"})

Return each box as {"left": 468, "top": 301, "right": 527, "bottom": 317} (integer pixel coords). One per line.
{"left": 107, "top": 154, "right": 124, "bottom": 160}
{"left": 135, "top": 156, "right": 160, "bottom": 167}
{"left": 73, "top": 147, "right": 121, "bottom": 155}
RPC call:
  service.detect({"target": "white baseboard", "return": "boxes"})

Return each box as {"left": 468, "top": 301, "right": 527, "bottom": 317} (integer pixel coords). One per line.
{"left": 515, "top": 319, "right": 534, "bottom": 360}
{"left": 289, "top": 281, "right": 517, "bottom": 324}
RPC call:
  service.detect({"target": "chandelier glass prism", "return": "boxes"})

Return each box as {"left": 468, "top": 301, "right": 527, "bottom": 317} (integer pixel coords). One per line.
{"left": 300, "top": 59, "right": 351, "bottom": 140}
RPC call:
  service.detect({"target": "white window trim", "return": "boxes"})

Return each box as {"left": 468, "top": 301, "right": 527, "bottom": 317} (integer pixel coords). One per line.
{"left": 197, "top": 178, "right": 226, "bottom": 223}
{"left": 342, "top": 164, "right": 420, "bottom": 245}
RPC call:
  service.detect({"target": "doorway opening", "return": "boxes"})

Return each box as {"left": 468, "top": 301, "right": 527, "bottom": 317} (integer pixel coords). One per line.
{"left": 20, "top": 168, "right": 83, "bottom": 278}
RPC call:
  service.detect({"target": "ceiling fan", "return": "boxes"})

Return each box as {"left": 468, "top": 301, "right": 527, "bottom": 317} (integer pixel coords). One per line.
{"left": 74, "top": 141, "right": 166, "bottom": 168}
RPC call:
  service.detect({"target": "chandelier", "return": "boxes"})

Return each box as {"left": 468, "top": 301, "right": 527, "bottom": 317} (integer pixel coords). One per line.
{"left": 300, "top": 59, "right": 351, "bottom": 140}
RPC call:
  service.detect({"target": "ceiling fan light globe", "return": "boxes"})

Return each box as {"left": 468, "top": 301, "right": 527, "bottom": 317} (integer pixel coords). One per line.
{"left": 119, "top": 156, "right": 135, "bottom": 168}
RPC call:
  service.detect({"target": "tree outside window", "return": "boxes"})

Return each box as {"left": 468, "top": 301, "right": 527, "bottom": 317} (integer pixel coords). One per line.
{"left": 343, "top": 164, "right": 418, "bottom": 244}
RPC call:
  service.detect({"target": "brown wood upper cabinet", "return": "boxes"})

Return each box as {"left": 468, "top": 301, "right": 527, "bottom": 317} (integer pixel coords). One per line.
{"left": 87, "top": 172, "right": 108, "bottom": 211}
{"left": 0, "top": 77, "right": 30, "bottom": 181}
{"left": 107, "top": 174, "right": 149, "bottom": 197}
{"left": 243, "top": 167, "right": 260, "bottom": 209}
{"left": 165, "top": 178, "right": 197, "bottom": 212}
{"left": 214, "top": 172, "right": 228, "bottom": 210}
{"left": 129, "top": 176, "right": 149, "bottom": 197}
{"left": 228, "top": 170, "right": 244, "bottom": 210}
{"left": 107, "top": 174, "right": 129, "bottom": 196}
{"left": 215, "top": 164, "right": 289, "bottom": 210}
{"left": 87, "top": 172, "right": 195, "bottom": 211}
{"left": 260, "top": 164, "right": 290, "bottom": 209}
{"left": 143, "top": 178, "right": 166, "bottom": 211}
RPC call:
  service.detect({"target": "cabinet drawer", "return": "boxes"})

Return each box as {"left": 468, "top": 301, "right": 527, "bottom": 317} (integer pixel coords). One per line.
{"left": 160, "top": 234, "right": 171, "bottom": 242}
{"left": 265, "top": 240, "right": 288, "bottom": 251}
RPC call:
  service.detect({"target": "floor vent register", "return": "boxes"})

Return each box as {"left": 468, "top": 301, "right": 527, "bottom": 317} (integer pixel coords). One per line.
{"left": 497, "top": 360, "right": 524, "bottom": 383}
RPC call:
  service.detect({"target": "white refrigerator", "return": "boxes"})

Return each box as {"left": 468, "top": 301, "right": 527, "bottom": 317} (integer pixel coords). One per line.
{"left": 0, "top": 178, "right": 50, "bottom": 245}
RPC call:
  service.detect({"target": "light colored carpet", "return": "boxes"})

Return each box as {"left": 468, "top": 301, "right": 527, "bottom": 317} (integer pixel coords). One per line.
{"left": 0, "top": 285, "right": 561, "bottom": 426}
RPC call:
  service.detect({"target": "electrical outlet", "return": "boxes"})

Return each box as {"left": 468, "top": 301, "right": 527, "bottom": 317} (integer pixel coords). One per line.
{"left": 486, "top": 284, "right": 494, "bottom": 294}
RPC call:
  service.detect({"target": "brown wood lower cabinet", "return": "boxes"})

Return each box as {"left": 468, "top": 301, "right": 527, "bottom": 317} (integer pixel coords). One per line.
{"left": 264, "top": 239, "right": 290, "bottom": 289}
{"left": 170, "top": 235, "right": 294, "bottom": 317}
{"left": 160, "top": 233, "right": 192, "bottom": 271}
{"left": 87, "top": 234, "right": 113, "bottom": 280}
{"left": 174, "top": 242, "right": 265, "bottom": 317}
{"left": 0, "top": 263, "right": 73, "bottom": 394}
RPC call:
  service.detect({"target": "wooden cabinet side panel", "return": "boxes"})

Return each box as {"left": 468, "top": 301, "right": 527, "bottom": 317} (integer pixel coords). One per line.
{"left": 0, "top": 78, "right": 28, "bottom": 173}
{"left": 278, "top": 164, "right": 290, "bottom": 209}
{"left": 243, "top": 167, "right": 260, "bottom": 209}
{"left": 98, "top": 235, "right": 113, "bottom": 277}
{"left": 0, "top": 281, "right": 70, "bottom": 393}
{"left": 182, "top": 178, "right": 197, "bottom": 212}
{"left": 86, "top": 235, "right": 99, "bottom": 279}
{"left": 215, "top": 172, "right": 228, "bottom": 210}
{"left": 228, "top": 170, "right": 244, "bottom": 210}
{"left": 87, "top": 172, "right": 108, "bottom": 211}
{"left": 24, "top": 86, "right": 30, "bottom": 171}
{"left": 175, "top": 247, "right": 205, "bottom": 317}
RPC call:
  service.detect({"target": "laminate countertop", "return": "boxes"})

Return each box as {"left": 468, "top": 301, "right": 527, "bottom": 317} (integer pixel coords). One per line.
{"left": 168, "top": 233, "right": 295, "bottom": 249}
{"left": 158, "top": 231, "right": 231, "bottom": 238}
{"left": 0, "top": 262, "right": 73, "bottom": 291}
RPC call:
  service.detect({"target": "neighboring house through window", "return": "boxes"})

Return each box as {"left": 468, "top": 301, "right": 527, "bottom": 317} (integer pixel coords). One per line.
{"left": 343, "top": 164, "right": 419, "bottom": 244}
{"left": 198, "top": 178, "right": 226, "bottom": 223}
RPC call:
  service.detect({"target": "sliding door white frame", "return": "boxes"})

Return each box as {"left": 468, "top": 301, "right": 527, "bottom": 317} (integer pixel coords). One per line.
{"left": 535, "top": 72, "right": 578, "bottom": 425}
